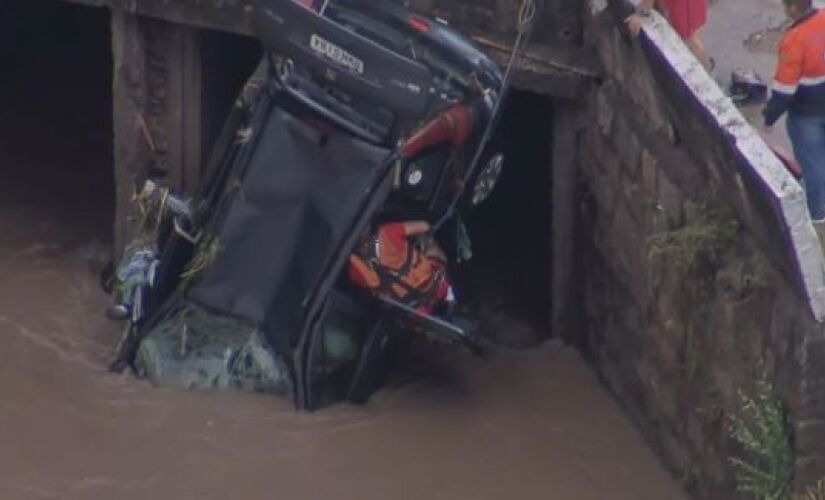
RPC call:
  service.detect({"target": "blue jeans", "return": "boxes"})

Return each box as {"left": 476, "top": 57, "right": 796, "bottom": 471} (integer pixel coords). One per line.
{"left": 787, "top": 114, "right": 825, "bottom": 221}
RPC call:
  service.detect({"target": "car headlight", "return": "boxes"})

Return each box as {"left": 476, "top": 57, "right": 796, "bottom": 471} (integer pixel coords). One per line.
{"left": 471, "top": 153, "right": 504, "bottom": 206}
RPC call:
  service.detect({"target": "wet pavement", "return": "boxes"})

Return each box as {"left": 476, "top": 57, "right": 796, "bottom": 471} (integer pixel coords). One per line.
{"left": 704, "top": 0, "right": 803, "bottom": 150}
{"left": 705, "top": 0, "right": 786, "bottom": 89}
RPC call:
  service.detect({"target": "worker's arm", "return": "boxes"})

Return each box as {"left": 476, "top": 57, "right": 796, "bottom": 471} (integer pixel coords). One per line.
{"left": 764, "top": 36, "right": 804, "bottom": 126}
{"left": 624, "top": 0, "right": 662, "bottom": 37}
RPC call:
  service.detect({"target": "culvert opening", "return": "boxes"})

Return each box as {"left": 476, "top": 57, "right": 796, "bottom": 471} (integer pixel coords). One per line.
{"left": 199, "top": 29, "right": 262, "bottom": 169}
{"left": 0, "top": 0, "right": 114, "bottom": 249}
{"left": 456, "top": 90, "right": 555, "bottom": 348}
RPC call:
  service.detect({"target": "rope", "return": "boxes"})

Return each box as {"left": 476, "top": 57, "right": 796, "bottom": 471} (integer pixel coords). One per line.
{"left": 431, "top": 0, "right": 538, "bottom": 234}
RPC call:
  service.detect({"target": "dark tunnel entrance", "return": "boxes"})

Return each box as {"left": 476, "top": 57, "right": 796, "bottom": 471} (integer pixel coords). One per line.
{"left": 0, "top": 0, "right": 114, "bottom": 250}
{"left": 0, "top": 0, "right": 262, "bottom": 259}
{"left": 456, "top": 91, "right": 555, "bottom": 348}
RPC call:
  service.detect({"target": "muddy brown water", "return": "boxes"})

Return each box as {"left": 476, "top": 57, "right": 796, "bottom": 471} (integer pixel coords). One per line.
{"left": 0, "top": 258, "right": 689, "bottom": 500}
{"left": 0, "top": 136, "right": 689, "bottom": 500}
{"left": 0, "top": 13, "right": 687, "bottom": 499}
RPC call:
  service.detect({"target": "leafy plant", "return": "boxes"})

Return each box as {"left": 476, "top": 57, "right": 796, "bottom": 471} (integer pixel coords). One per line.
{"left": 180, "top": 236, "right": 221, "bottom": 288}
{"left": 648, "top": 207, "right": 740, "bottom": 278}
{"left": 729, "top": 379, "right": 794, "bottom": 500}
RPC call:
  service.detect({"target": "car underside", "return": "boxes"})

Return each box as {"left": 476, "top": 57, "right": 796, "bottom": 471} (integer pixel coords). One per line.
{"left": 107, "top": 0, "right": 511, "bottom": 410}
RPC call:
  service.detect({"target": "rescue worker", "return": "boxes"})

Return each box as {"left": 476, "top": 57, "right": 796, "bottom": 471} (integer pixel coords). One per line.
{"left": 763, "top": 0, "right": 825, "bottom": 223}
{"left": 347, "top": 221, "right": 452, "bottom": 316}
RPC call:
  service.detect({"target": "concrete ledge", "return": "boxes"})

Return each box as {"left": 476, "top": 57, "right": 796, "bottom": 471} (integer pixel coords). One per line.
{"left": 629, "top": 6, "right": 825, "bottom": 321}
{"left": 65, "top": 0, "right": 256, "bottom": 35}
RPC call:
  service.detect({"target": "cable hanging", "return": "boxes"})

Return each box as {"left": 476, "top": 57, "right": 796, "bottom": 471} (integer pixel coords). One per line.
{"left": 431, "top": 0, "right": 538, "bottom": 233}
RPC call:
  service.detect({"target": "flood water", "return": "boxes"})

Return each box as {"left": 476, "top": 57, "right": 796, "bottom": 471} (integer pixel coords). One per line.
{"left": 0, "top": 247, "right": 690, "bottom": 500}
{"left": 0, "top": 86, "right": 691, "bottom": 500}
{"left": 0, "top": 2, "right": 689, "bottom": 499}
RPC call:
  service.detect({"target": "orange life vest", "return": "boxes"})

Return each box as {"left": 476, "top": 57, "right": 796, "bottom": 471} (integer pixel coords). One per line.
{"left": 347, "top": 222, "right": 449, "bottom": 313}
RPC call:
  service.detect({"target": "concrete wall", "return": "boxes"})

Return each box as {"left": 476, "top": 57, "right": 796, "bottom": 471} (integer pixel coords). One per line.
{"left": 579, "top": 1, "right": 825, "bottom": 496}
{"left": 110, "top": 11, "right": 260, "bottom": 254}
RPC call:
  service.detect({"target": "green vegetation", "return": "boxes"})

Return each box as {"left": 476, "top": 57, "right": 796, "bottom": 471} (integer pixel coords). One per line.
{"left": 729, "top": 379, "right": 794, "bottom": 500}
{"left": 716, "top": 255, "right": 771, "bottom": 303}
{"left": 133, "top": 185, "right": 170, "bottom": 236}
{"left": 647, "top": 207, "right": 740, "bottom": 279}
{"left": 180, "top": 235, "right": 221, "bottom": 288}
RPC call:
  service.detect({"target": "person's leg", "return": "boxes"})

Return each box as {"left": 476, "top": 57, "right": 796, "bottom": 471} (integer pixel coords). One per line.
{"left": 686, "top": 31, "right": 713, "bottom": 71}
{"left": 685, "top": 0, "right": 712, "bottom": 70}
{"left": 787, "top": 114, "right": 825, "bottom": 221}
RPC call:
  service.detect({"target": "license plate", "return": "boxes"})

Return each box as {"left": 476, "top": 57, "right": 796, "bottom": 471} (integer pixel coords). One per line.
{"left": 310, "top": 34, "right": 365, "bottom": 75}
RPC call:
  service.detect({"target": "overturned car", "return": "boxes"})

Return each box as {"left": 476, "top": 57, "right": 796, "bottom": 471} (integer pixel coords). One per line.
{"left": 108, "top": 0, "right": 511, "bottom": 410}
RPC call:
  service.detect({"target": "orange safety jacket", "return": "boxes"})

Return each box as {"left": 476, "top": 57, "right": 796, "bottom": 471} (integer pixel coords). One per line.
{"left": 764, "top": 9, "right": 825, "bottom": 126}
{"left": 347, "top": 223, "right": 450, "bottom": 314}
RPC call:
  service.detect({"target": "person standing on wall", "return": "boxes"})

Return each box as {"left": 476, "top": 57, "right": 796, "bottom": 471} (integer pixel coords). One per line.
{"left": 625, "top": 0, "right": 714, "bottom": 71}
{"left": 763, "top": 0, "right": 825, "bottom": 223}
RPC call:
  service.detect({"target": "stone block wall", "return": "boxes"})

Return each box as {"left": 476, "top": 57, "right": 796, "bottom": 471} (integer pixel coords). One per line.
{"left": 579, "top": 2, "right": 825, "bottom": 497}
